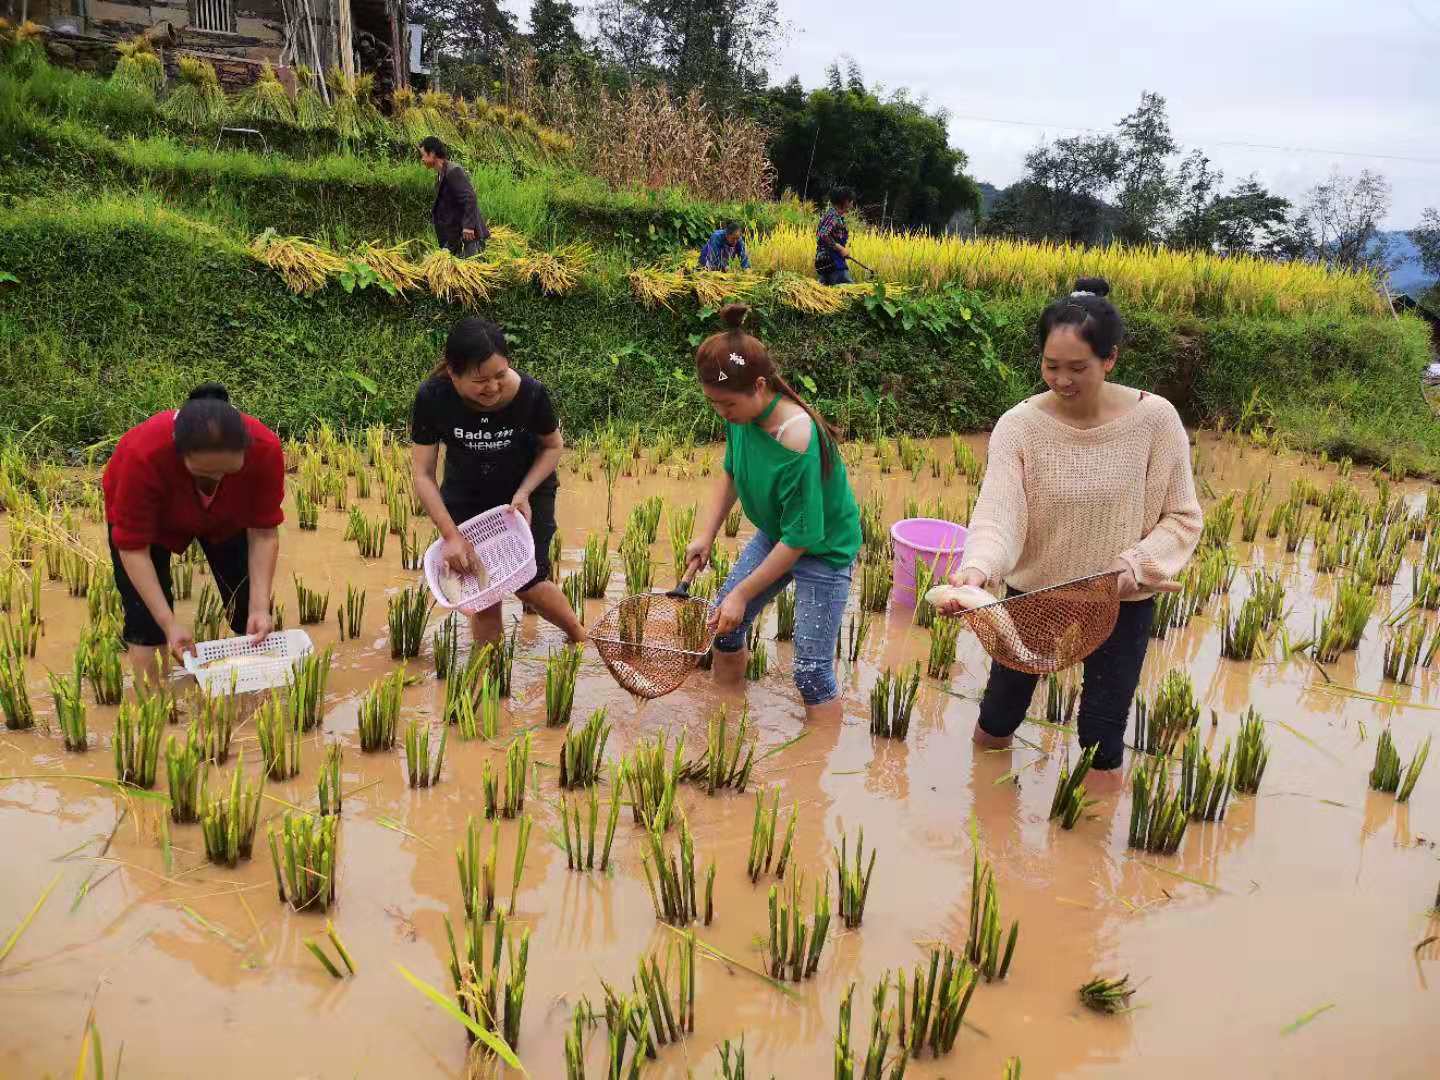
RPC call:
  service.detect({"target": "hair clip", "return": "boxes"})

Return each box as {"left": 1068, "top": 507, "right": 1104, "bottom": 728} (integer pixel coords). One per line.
{"left": 729, "top": 352, "right": 747, "bottom": 366}
{"left": 1070, "top": 290, "right": 1095, "bottom": 297}
{"left": 716, "top": 370, "right": 729, "bottom": 382}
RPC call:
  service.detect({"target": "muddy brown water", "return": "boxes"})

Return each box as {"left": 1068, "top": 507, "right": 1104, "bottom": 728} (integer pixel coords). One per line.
{"left": 2, "top": 435, "right": 1439, "bottom": 1079}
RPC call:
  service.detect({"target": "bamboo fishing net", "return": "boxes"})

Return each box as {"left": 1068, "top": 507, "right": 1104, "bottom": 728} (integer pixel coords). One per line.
{"left": 930, "top": 571, "right": 1121, "bottom": 675}
{"left": 591, "top": 592, "right": 715, "bottom": 699}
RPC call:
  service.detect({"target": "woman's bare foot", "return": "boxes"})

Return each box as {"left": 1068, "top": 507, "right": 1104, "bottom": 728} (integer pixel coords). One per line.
{"left": 1086, "top": 766, "right": 1125, "bottom": 795}
{"left": 972, "top": 723, "right": 1013, "bottom": 750}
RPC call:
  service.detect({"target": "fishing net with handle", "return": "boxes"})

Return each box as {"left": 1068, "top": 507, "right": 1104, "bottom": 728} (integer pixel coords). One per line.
{"left": 591, "top": 575, "right": 715, "bottom": 699}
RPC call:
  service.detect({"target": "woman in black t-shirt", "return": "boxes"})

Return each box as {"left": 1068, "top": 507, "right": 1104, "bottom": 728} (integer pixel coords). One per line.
{"left": 411, "top": 318, "right": 585, "bottom": 647}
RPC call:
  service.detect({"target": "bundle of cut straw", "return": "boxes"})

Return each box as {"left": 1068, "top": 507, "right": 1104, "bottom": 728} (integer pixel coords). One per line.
{"left": 358, "top": 242, "right": 424, "bottom": 294}
{"left": 629, "top": 267, "right": 688, "bottom": 309}
{"left": 248, "top": 230, "right": 346, "bottom": 294}
{"left": 421, "top": 249, "right": 504, "bottom": 307}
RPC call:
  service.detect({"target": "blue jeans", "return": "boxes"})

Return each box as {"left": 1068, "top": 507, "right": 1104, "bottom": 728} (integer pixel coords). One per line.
{"left": 817, "top": 263, "right": 853, "bottom": 286}
{"left": 713, "top": 531, "right": 854, "bottom": 706}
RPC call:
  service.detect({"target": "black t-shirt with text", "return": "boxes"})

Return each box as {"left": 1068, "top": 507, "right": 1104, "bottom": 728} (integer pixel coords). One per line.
{"left": 410, "top": 373, "right": 559, "bottom": 507}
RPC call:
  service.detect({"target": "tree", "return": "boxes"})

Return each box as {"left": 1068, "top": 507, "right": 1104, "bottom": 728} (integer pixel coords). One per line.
{"left": 1410, "top": 207, "right": 1440, "bottom": 277}
{"left": 763, "top": 70, "right": 981, "bottom": 232}
{"left": 1282, "top": 168, "right": 1393, "bottom": 271}
{"left": 411, "top": 0, "right": 518, "bottom": 94}
{"left": 1113, "top": 91, "right": 1178, "bottom": 245}
{"left": 1209, "top": 177, "right": 1292, "bottom": 256}
{"left": 1166, "top": 151, "right": 1224, "bottom": 250}
{"left": 985, "top": 133, "right": 1119, "bottom": 244}
{"left": 528, "top": 0, "right": 583, "bottom": 82}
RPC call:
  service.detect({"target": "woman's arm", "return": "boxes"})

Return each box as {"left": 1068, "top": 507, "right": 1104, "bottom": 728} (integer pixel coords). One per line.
{"left": 953, "top": 421, "right": 1026, "bottom": 587}
{"left": 509, "top": 430, "right": 563, "bottom": 522}
{"left": 711, "top": 541, "right": 803, "bottom": 635}
{"left": 684, "top": 472, "right": 739, "bottom": 578}
{"left": 411, "top": 441, "right": 477, "bottom": 574}
{"left": 117, "top": 547, "right": 190, "bottom": 658}
{"left": 1114, "top": 408, "right": 1202, "bottom": 595}
{"left": 245, "top": 527, "right": 279, "bottom": 639}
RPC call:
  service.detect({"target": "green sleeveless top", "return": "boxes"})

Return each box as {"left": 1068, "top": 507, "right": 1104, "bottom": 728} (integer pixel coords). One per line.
{"left": 722, "top": 396, "right": 861, "bottom": 568}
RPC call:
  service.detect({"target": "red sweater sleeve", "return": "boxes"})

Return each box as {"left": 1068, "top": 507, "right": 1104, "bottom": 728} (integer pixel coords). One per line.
{"left": 107, "top": 447, "right": 166, "bottom": 550}
{"left": 245, "top": 426, "right": 286, "bottom": 529}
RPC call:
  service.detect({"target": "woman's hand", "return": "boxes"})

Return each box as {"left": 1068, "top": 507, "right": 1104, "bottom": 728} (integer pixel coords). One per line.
{"left": 246, "top": 609, "right": 275, "bottom": 643}
{"left": 509, "top": 492, "right": 532, "bottom": 524}
{"left": 683, "top": 538, "right": 714, "bottom": 580}
{"left": 1109, "top": 559, "right": 1142, "bottom": 599}
{"left": 935, "top": 567, "right": 987, "bottom": 616}
{"left": 165, "top": 621, "right": 196, "bottom": 662}
{"left": 710, "top": 589, "right": 747, "bottom": 637}
{"left": 443, "top": 535, "right": 480, "bottom": 576}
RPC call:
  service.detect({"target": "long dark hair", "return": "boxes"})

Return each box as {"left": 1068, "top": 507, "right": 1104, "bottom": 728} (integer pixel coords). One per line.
{"left": 432, "top": 317, "right": 509, "bottom": 379}
{"left": 174, "top": 383, "right": 250, "bottom": 454}
{"left": 695, "top": 304, "right": 840, "bottom": 477}
{"left": 1038, "top": 277, "right": 1125, "bottom": 359}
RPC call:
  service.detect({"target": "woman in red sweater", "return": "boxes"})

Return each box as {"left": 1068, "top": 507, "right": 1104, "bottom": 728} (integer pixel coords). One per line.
{"left": 103, "top": 384, "right": 285, "bottom": 679}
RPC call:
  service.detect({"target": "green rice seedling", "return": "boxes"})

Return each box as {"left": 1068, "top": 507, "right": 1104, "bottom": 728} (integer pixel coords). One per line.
{"left": 1282, "top": 503, "right": 1310, "bottom": 554}
{"left": 81, "top": 627, "right": 124, "bottom": 706}
{"left": 680, "top": 705, "right": 755, "bottom": 794}
{"left": 633, "top": 932, "right": 699, "bottom": 1047}
{"left": 484, "top": 733, "right": 532, "bottom": 819}
{"left": 745, "top": 624, "right": 770, "bottom": 680}
{"left": 775, "top": 585, "right": 797, "bottom": 640}
{"left": 432, "top": 613, "right": 460, "bottom": 679}
{"left": 1422, "top": 622, "right": 1440, "bottom": 670}
{"left": 860, "top": 557, "right": 893, "bottom": 613}
{"left": 473, "top": 669, "right": 502, "bottom": 740}
{"left": 547, "top": 531, "right": 563, "bottom": 583}
{"left": 1265, "top": 498, "right": 1289, "bottom": 540}
{"left": 1079, "top": 974, "right": 1136, "bottom": 1013}
{"left": 173, "top": 561, "right": 195, "bottom": 602}
{"left": 1048, "top": 743, "right": 1098, "bottom": 829}
{"left": 357, "top": 667, "right": 404, "bottom": 751}
{"left": 269, "top": 811, "right": 338, "bottom": 912}
{"left": 457, "top": 817, "right": 499, "bottom": 922}
{"left": 621, "top": 534, "right": 652, "bottom": 594}
{"left": 1180, "top": 731, "right": 1233, "bottom": 821}
{"left": 398, "top": 528, "right": 424, "bottom": 571}
{"left": 562, "top": 572, "right": 585, "bottom": 623}
{"left": 1412, "top": 567, "right": 1440, "bottom": 611}
{"left": 624, "top": 731, "right": 684, "bottom": 832}
{"left": 966, "top": 821, "right": 1019, "bottom": 979}
{"left": 1134, "top": 670, "right": 1200, "bottom": 757}
{"left": 0, "top": 648, "right": 33, "bottom": 730}
{"left": 560, "top": 707, "right": 610, "bottom": 788}
{"left": 492, "top": 620, "right": 518, "bottom": 697}
{"left": 443, "top": 907, "right": 530, "bottom": 1051}
{"left": 49, "top": 662, "right": 87, "bottom": 750}
{"left": 1200, "top": 493, "right": 1236, "bottom": 549}
{"left": 343, "top": 505, "right": 364, "bottom": 542}
{"left": 724, "top": 504, "right": 743, "bottom": 538}
{"left": 912, "top": 558, "right": 938, "bottom": 629}
{"left": 859, "top": 492, "right": 886, "bottom": 560}
{"left": 113, "top": 695, "right": 165, "bottom": 787}
{"left": 766, "top": 870, "right": 830, "bottom": 981}
{"left": 1127, "top": 757, "right": 1188, "bottom": 854}
{"left": 837, "top": 827, "right": 878, "bottom": 930}
{"left": 1231, "top": 707, "right": 1269, "bottom": 794}
{"left": 1311, "top": 575, "right": 1375, "bottom": 662}
{"left": 304, "top": 919, "right": 357, "bottom": 980}
{"left": 294, "top": 575, "right": 330, "bottom": 626}
{"left": 388, "top": 585, "right": 431, "bottom": 659}
{"left": 746, "top": 787, "right": 798, "bottom": 882}
{"left": 404, "top": 719, "right": 448, "bottom": 788}
{"left": 640, "top": 812, "right": 715, "bottom": 926}
{"left": 582, "top": 534, "right": 612, "bottom": 599}
{"left": 545, "top": 644, "right": 582, "bottom": 727}
{"left": 355, "top": 515, "right": 387, "bottom": 558}
{"left": 1046, "top": 669, "right": 1081, "bottom": 725}
{"left": 1382, "top": 620, "right": 1428, "bottom": 684}
{"left": 338, "top": 586, "right": 366, "bottom": 641}
{"left": 1240, "top": 481, "right": 1268, "bottom": 543}
{"left": 925, "top": 616, "right": 961, "bottom": 679}
{"left": 200, "top": 757, "right": 264, "bottom": 866}
{"left": 1219, "top": 593, "right": 1273, "bottom": 661}
{"left": 711, "top": 543, "right": 734, "bottom": 584}
{"left": 508, "top": 814, "right": 533, "bottom": 916}
{"left": 716, "top": 1036, "right": 751, "bottom": 1079}
{"left": 296, "top": 489, "right": 320, "bottom": 530}
{"left": 836, "top": 610, "right": 873, "bottom": 663}
{"left": 286, "top": 706, "right": 331, "bottom": 804}
{"left": 62, "top": 551, "right": 91, "bottom": 598}
{"left": 286, "top": 646, "right": 332, "bottom": 732}
{"left": 897, "top": 944, "right": 980, "bottom": 1059}
{"left": 272, "top": 599, "right": 287, "bottom": 631}
{"left": 669, "top": 503, "right": 698, "bottom": 580}
{"left": 386, "top": 487, "right": 410, "bottom": 536}
{"left": 255, "top": 693, "right": 302, "bottom": 780}
{"left": 870, "top": 663, "right": 921, "bottom": 739}
{"left": 592, "top": 985, "right": 652, "bottom": 1077}
{"left": 165, "top": 727, "right": 207, "bottom": 823}
{"left": 561, "top": 779, "right": 624, "bottom": 872}
{"left": 194, "top": 582, "right": 227, "bottom": 641}
{"left": 1371, "top": 731, "right": 1431, "bottom": 801}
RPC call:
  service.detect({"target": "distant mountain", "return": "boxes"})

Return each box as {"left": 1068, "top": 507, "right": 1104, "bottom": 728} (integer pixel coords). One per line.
{"left": 1382, "top": 231, "right": 1435, "bottom": 298}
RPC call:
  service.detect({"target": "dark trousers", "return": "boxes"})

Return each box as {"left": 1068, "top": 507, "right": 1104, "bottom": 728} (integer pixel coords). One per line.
{"left": 976, "top": 595, "right": 1155, "bottom": 770}
{"left": 109, "top": 529, "right": 251, "bottom": 647}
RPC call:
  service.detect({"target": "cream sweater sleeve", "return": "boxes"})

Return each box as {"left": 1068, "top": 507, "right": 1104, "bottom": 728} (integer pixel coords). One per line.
{"left": 1116, "top": 403, "right": 1202, "bottom": 587}
{"left": 959, "top": 416, "right": 1027, "bottom": 586}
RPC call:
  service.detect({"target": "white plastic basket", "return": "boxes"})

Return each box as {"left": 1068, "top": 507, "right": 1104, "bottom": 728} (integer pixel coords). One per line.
{"left": 182, "top": 629, "right": 315, "bottom": 695}
{"left": 423, "top": 506, "right": 537, "bottom": 615}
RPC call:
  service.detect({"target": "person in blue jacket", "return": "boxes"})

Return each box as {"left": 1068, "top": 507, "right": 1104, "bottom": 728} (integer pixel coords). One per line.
{"left": 698, "top": 222, "right": 751, "bottom": 271}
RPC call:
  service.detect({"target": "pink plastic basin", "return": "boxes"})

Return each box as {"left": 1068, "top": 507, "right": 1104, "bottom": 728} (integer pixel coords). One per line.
{"left": 889, "top": 518, "right": 967, "bottom": 607}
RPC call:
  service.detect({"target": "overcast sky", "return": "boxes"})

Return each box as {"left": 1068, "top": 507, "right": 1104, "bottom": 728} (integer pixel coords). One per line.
{"left": 525, "top": 0, "right": 1439, "bottom": 227}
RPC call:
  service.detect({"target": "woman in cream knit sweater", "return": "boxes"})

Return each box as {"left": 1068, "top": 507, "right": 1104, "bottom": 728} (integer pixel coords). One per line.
{"left": 941, "top": 277, "right": 1203, "bottom": 793}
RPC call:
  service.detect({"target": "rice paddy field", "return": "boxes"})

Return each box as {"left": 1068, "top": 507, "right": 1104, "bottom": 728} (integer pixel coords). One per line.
{"left": 2, "top": 430, "right": 1439, "bottom": 1078}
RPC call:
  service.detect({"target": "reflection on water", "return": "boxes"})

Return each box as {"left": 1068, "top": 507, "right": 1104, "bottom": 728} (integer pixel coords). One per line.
{"left": 1, "top": 433, "right": 1439, "bottom": 1078}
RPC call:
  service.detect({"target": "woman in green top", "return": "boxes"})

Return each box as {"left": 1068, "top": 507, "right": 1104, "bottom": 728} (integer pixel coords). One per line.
{"left": 684, "top": 304, "right": 862, "bottom": 723}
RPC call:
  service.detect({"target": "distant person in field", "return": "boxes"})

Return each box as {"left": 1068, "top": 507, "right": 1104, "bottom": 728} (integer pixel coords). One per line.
{"left": 103, "top": 384, "right": 284, "bottom": 681}
{"left": 419, "top": 135, "right": 489, "bottom": 257}
{"left": 939, "top": 277, "right": 1202, "bottom": 793}
{"left": 411, "top": 317, "right": 584, "bottom": 649}
{"left": 698, "top": 221, "right": 751, "bottom": 271}
{"left": 815, "top": 186, "right": 855, "bottom": 286}
{"left": 685, "top": 304, "right": 862, "bottom": 725}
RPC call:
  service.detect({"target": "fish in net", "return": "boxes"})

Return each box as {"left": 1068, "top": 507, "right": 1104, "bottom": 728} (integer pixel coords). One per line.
{"left": 591, "top": 589, "right": 715, "bottom": 699}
